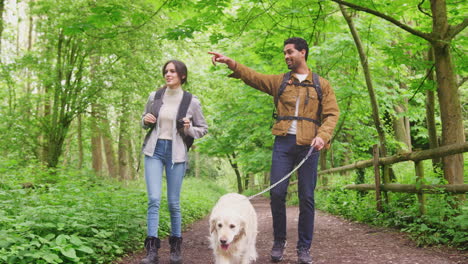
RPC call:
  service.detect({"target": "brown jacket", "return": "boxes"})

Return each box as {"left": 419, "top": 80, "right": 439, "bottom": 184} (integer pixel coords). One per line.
{"left": 229, "top": 63, "right": 339, "bottom": 146}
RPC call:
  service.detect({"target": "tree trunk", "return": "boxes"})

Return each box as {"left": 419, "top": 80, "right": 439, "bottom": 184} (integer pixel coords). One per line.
{"left": 77, "top": 113, "right": 83, "bottom": 169}
{"left": 319, "top": 149, "right": 328, "bottom": 185}
{"left": 392, "top": 104, "right": 412, "bottom": 152}
{"left": 227, "top": 152, "right": 243, "bottom": 193}
{"left": 248, "top": 173, "right": 255, "bottom": 190}
{"left": 91, "top": 104, "right": 103, "bottom": 175}
{"left": 118, "top": 129, "right": 131, "bottom": 180}
{"left": 333, "top": 0, "right": 465, "bottom": 188}
{"left": 425, "top": 47, "right": 441, "bottom": 169}
{"left": 118, "top": 93, "right": 135, "bottom": 180}
{"left": 263, "top": 171, "right": 269, "bottom": 186}
{"left": 45, "top": 121, "right": 70, "bottom": 167}
{"left": 0, "top": 0, "right": 4, "bottom": 57}
{"left": 430, "top": 0, "right": 465, "bottom": 184}
{"left": 339, "top": 5, "right": 390, "bottom": 184}
{"left": 319, "top": 149, "right": 327, "bottom": 170}
{"left": 127, "top": 136, "right": 135, "bottom": 179}
{"left": 25, "top": 4, "right": 34, "bottom": 99}
{"left": 102, "top": 116, "right": 118, "bottom": 177}
{"left": 339, "top": 5, "right": 388, "bottom": 157}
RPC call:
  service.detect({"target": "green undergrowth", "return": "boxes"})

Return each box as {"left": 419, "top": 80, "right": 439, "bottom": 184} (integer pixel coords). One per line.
{"left": 0, "top": 159, "right": 225, "bottom": 264}
{"left": 287, "top": 161, "right": 467, "bottom": 250}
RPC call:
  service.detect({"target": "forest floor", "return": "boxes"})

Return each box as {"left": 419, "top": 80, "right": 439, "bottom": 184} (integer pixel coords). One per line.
{"left": 115, "top": 196, "right": 467, "bottom": 264}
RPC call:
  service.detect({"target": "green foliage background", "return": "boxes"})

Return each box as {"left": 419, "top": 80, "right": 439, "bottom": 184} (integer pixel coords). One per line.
{"left": 0, "top": 158, "right": 224, "bottom": 263}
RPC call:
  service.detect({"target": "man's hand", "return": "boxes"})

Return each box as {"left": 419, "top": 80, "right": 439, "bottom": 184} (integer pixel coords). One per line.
{"left": 144, "top": 113, "right": 156, "bottom": 125}
{"left": 311, "top": 137, "right": 325, "bottom": 151}
{"left": 208, "top": 52, "right": 236, "bottom": 70}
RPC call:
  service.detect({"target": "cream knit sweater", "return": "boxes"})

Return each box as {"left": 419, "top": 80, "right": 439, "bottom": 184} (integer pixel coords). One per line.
{"left": 158, "top": 86, "right": 183, "bottom": 140}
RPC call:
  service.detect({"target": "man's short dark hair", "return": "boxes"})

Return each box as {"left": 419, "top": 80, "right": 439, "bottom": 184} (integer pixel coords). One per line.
{"left": 284, "top": 37, "right": 309, "bottom": 61}
{"left": 162, "top": 60, "right": 188, "bottom": 84}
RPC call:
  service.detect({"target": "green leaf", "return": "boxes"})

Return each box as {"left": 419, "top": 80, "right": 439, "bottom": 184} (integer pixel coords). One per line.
{"left": 42, "top": 253, "right": 63, "bottom": 264}
{"left": 55, "top": 234, "right": 68, "bottom": 246}
{"left": 57, "top": 222, "right": 66, "bottom": 230}
{"left": 77, "top": 245, "right": 94, "bottom": 254}
{"left": 60, "top": 247, "right": 77, "bottom": 259}
{"left": 69, "top": 235, "right": 83, "bottom": 246}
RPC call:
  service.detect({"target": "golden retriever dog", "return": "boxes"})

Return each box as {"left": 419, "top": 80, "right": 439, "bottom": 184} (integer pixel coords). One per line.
{"left": 209, "top": 193, "right": 258, "bottom": 264}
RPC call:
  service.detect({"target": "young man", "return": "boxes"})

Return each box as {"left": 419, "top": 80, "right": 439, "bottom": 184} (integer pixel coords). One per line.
{"left": 209, "top": 37, "right": 339, "bottom": 264}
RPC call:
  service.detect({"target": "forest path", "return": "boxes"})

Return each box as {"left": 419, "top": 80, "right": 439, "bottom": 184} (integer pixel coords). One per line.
{"left": 116, "top": 196, "right": 467, "bottom": 264}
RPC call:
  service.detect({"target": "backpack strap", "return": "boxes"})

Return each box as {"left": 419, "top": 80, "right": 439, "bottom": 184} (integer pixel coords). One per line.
{"left": 151, "top": 87, "right": 166, "bottom": 118}
{"left": 312, "top": 72, "right": 322, "bottom": 120}
{"left": 273, "top": 72, "right": 323, "bottom": 125}
{"left": 176, "top": 91, "right": 194, "bottom": 150}
{"left": 312, "top": 73, "right": 322, "bottom": 102}
{"left": 145, "top": 88, "right": 195, "bottom": 150}
{"left": 275, "top": 71, "right": 292, "bottom": 107}
{"left": 176, "top": 91, "right": 193, "bottom": 131}
{"left": 274, "top": 115, "right": 321, "bottom": 126}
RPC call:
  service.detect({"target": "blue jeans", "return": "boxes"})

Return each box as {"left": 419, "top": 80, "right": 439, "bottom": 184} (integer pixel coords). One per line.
{"left": 270, "top": 134, "right": 319, "bottom": 250}
{"left": 144, "top": 139, "right": 186, "bottom": 238}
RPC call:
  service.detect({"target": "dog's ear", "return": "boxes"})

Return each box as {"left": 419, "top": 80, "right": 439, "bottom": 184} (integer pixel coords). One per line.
{"left": 233, "top": 219, "right": 246, "bottom": 243}
{"left": 239, "top": 219, "right": 246, "bottom": 237}
{"left": 209, "top": 218, "right": 217, "bottom": 234}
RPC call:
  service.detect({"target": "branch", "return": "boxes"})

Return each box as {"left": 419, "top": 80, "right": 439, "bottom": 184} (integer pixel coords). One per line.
{"left": 448, "top": 17, "right": 468, "bottom": 38}
{"left": 417, "top": 0, "right": 432, "bottom": 17}
{"left": 408, "top": 64, "right": 435, "bottom": 102}
{"left": 331, "top": 0, "right": 433, "bottom": 42}
{"left": 84, "top": 0, "right": 171, "bottom": 40}
{"left": 458, "top": 76, "right": 468, "bottom": 88}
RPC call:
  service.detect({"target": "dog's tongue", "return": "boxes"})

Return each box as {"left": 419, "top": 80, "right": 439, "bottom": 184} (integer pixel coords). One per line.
{"left": 221, "top": 244, "right": 229, "bottom": 250}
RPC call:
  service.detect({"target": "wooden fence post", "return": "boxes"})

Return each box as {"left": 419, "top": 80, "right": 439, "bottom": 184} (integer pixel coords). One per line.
{"left": 373, "top": 144, "right": 383, "bottom": 212}
{"left": 415, "top": 160, "right": 426, "bottom": 215}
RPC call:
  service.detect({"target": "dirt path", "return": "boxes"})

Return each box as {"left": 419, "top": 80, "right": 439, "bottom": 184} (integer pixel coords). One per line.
{"left": 116, "top": 196, "right": 467, "bottom": 264}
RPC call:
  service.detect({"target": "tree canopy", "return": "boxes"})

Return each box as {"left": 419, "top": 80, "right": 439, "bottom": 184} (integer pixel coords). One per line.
{"left": 0, "top": 0, "right": 466, "bottom": 186}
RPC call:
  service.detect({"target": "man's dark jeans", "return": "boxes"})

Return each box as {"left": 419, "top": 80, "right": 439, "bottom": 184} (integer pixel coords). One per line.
{"left": 270, "top": 134, "right": 319, "bottom": 250}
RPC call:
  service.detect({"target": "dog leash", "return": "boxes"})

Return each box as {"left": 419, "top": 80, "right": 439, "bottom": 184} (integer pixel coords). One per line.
{"left": 248, "top": 147, "right": 319, "bottom": 200}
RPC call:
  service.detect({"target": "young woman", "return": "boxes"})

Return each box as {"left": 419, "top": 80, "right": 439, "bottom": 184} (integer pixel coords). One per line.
{"left": 140, "top": 60, "right": 208, "bottom": 264}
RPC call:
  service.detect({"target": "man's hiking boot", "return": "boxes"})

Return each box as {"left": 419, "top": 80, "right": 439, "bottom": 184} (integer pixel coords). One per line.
{"left": 271, "top": 240, "right": 286, "bottom": 262}
{"left": 297, "top": 247, "right": 313, "bottom": 264}
{"left": 140, "top": 236, "right": 160, "bottom": 264}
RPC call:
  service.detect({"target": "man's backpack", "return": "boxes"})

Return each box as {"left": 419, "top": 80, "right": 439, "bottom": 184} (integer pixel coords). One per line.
{"left": 273, "top": 71, "right": 323, "bottom": 126}
{"left": 149, "top": 87, "right": 194, "bottom": 150}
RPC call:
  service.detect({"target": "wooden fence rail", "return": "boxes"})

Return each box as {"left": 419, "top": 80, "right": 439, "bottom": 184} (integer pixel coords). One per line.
{"left": 344, "top": 183, "right": 468, "bottom": 194}
{"left": 289, "top": 142, "right": 468, "bottom": 214}
{"left": 318, "top": 142, "right": 468, "bottom": 175}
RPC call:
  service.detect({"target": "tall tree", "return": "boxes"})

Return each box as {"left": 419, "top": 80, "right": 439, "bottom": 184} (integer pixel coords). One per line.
{"left": 0, "top": 0, "right": 4, "bottom": 59}
{"left": 91, "top": 104, "right": 103, "bottom": 174}
{"left": 338, "top": 5, "right": 391, "bottom": 183}
{"left": 332, "top": 0, "right": 466, "bottom": 184}
{"left": 102, "top": 112, "right": 118, "bottom": 177}
{"left": 41, "top": 31, "right": 90, "bottom": 167}
{"left": 425, "top": 47, "right": 441, "bottom": 169}
{"left": 118, "top": 92, "right": 133, "bottom": 180}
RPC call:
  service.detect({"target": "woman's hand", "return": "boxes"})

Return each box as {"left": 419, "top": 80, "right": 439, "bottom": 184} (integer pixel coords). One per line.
{"left": 182, "top": 117, "right": 191, "bottom": 130}
{"left": 144, "top": 113, "right": 157, "bottom": 125}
